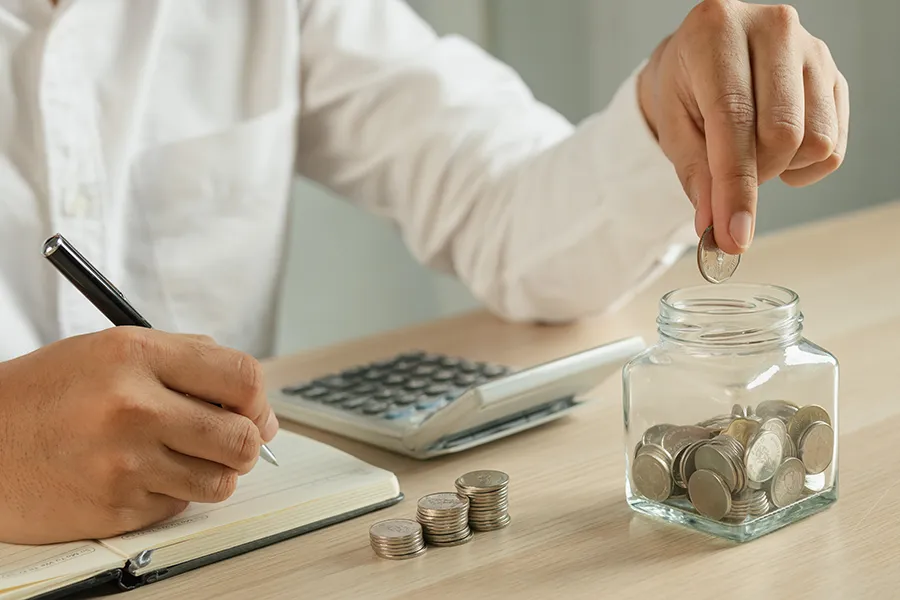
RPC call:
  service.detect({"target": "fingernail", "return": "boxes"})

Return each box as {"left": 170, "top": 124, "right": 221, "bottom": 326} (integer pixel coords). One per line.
{"left": 729, "top": 211, "right": 753, "bottom": 249}
{"left": 263, "top": 408, "right": 279, "bottom": 441}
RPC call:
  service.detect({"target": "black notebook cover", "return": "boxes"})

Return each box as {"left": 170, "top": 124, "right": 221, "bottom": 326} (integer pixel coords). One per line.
{"left": 29, "top": 493, "right": 404, "bottom": 600}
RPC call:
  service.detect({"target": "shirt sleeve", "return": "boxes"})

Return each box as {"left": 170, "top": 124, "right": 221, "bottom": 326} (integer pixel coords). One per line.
{"left": 295, "top": 0, "right": 697, "bottom": 322}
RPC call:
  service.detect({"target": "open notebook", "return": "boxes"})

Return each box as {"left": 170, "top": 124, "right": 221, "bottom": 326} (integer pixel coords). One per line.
{"left": 0, "top": 430, "right": 402, "bottom": 600}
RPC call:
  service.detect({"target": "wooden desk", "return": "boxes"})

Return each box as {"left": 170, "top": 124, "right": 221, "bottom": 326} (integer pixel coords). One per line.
{"left": 126, "top": 201, "right": 900, "bottom": 599}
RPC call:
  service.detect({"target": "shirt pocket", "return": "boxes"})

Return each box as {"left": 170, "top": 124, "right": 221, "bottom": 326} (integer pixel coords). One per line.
{"left": 123, "top": 105, "right": 298, "bottom": 346}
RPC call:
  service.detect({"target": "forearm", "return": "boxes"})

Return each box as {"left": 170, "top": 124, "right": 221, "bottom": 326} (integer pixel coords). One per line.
{"left": 437, "top": 67, "right": 696, "bottom": 322}
{"left": 296, "top": 0, "right": 695, "bottom": 321}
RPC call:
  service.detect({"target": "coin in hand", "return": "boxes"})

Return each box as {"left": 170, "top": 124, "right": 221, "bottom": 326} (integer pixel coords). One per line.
{"left": 697, "top": 225, "right": 740, "bottom": 283}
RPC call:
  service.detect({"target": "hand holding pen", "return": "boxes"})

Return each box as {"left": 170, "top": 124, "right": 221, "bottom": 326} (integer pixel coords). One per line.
{"left": 42, "top": 233, "right": 279, "bottom": 467}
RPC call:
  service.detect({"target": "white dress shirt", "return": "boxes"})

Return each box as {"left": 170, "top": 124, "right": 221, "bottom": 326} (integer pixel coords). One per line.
{"left": 0, "top": 0, "right": 694, "bottom": 362}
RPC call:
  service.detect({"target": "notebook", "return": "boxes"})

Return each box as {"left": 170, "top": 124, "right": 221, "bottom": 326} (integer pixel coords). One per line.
{"left": 0, "top": 430, "right": 403, "bottom": 600}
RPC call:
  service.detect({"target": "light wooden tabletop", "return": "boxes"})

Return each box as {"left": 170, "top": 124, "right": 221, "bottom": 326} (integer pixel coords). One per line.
{"left": 120, "top": 200, "right": 900, "bottom": 599}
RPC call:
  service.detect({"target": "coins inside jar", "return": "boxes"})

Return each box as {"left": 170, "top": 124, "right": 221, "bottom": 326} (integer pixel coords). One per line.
{"left": 631, "top": 401, "right": 834, "bottom": 524}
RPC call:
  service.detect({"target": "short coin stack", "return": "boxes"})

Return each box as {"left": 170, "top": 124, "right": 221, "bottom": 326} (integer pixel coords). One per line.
{"left": 632, "top": 400, "right": 834, "bottom": 524}
{"left": 415, "top": 492, "right": 473, "bottom": 546}
{"left": 368, "top": 518, "right": 426, "bottom": 560}
{"left": 455, "top": 470, "right": 511, "bottom": 531}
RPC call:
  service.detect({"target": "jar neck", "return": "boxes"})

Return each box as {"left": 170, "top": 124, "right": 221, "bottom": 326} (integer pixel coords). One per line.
{"left": 656, "top": 284, "right": 802, "bottom": 350}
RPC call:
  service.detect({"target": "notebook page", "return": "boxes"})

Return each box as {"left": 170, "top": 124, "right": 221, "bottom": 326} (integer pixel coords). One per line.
{"left": 99, "top": 430, "right": 397, "bottom": 557}
{"left": 0, "top": 541, "right": 121, "bottom": 593}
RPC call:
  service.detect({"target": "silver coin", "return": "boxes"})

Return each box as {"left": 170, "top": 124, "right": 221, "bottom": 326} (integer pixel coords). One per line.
{"left": 744, "top": 430, "right": 783, "bottom": 483}
{"left": 787, "top": 405, "right": 832, "bottom": 443}
{"left": 455, "top": 470, "right": 508, "bottom": 492}
{"left": 632, "top": 451, "right": 673, "bottom": 501}
{"left": 642, "top": 423, "right": 677, "bottom": 447}
{"left": 661, "top": 425, "right": 710, "bottom": 457}
{"left": 798, "top": 421, "right": 835, "bottom": 475}
{"left": 688, "top": 469, "right": 732, "bottom": 520}
{"left": 755, "top": 399, "right": 800, "bottom": 422}
{"left": 770, "top": 457, "right": 806, "bottom": 508}
{"left": 369, "top": 519, "right": 422, "bottom": 540}
{"left": 759, "top": 417, "right": 788, "bottom": 450}
{"left": 694, "top": 444, "right": 738, "bottom": 492}
{"left": 697, "top": 225, "right": 740, "bottom": 284}
{"left": 417, "top": 492, "right": 468, "bottom": 512}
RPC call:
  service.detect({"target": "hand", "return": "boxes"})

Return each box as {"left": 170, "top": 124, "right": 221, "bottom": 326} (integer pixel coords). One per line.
{"left": 0, "top": 328, "right": 279, "bottom": 544}
{"left": 638, "top": 0, "right": 849, "bottom": 254}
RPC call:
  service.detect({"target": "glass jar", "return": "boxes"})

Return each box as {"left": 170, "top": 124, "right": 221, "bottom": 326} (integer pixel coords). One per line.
{"left": 623, "top": 283, "right": 838, "bottom": 542}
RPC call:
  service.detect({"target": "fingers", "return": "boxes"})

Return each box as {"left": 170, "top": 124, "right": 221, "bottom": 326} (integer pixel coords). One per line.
{"left": 112, "top": 328, "right": 278, "bottom": 441}
{"left": 750, "top": 10, "right": 805, "bottom": 183}
{"left": 156, "top": 390, "right": 261, "bottom": 474}
{"left": 781, "top": 71, "right": 848, "bottom": 187}
{"left": 659, "top": 99, "right": 714, "bottom": 237}
{"left": 147, "top": 449, "right": 240, "bottom": 504}
{"left": 688, "top": 14, "right": 758, "bottom": 254}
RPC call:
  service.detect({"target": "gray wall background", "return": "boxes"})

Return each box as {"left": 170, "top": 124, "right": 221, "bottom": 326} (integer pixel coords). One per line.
{"left": 273, "top": 0, "right": 898, "bottom": 356}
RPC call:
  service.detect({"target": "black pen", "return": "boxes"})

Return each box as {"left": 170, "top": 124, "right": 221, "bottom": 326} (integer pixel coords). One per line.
{"left": 42, "top": 233, "right": 279, "bottom": 467}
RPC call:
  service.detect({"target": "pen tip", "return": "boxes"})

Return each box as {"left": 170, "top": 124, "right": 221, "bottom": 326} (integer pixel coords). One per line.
{"left": 260, "top": 444, "right": 279, "bottom": 467}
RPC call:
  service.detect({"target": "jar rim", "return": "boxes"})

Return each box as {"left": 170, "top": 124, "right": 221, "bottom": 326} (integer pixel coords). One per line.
{"left": 659, "top": 283, "right": 799, "bottom": 316}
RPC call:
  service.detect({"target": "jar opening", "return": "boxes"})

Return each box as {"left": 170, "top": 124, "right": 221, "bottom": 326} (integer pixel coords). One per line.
{"left": 657, "top": 283, "right": 802, "bottom": 347}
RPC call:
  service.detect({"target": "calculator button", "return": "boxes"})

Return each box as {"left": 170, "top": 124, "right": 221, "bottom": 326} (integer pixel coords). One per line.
{"left": 393, "top": 393, "right": 419, "bottom": 405}
{"left": 454, "top": 374, "right": 478, "bottom": 387}
{"left": 419, "top": 353, "right": 443, "bottom": 364}
{"left": 373, "top": 389, "right": 394, "bottom": 401}
{"left": 432, "top": 370, "right": 454, "bottom": 382}
{"left": 424, "top": 384, "right": 449, "bottom": 396}
{"left": 481, "top": 365, "right": 508, "bottom": 378}
{"left": 340, "top": 396, "right": 368, "bottom": 410}
{"left": 412, "top": 365, "right": 437, "bottom": 377}
{"left": 384, "top": 374, "right": 407, "bottom": 386}
{"left": 340, "top": 366, "right": 367, "bottom": 378}
{"left": 438, "top": 356, "right": 460, "bottom": 368}
{"left": 362, "top": 400, "right": 389, "bottom": 415}
{"left": 322, "top": 392, "right": 350, "bottom": 405}
{"left": 317, "top": 376, "right": 353, "bottom": 389}
{"left": 363, "top": 370, "right": 385, "bottom": 381}
{"left": 352, "top": 383, "right": 376, "bottom": 394}
{"left": 415, "top": 396, "right": 443, "bottom": 410}
{"left": 458, "top": 361, "right": 479, "bottom": 373}
{"left": 383, "top": 406, "right": 414, "bottom": 420}
{"left": 393, "top": 360, "right": 418, "bottom": 372}
{"left": 405, "top": 379, "right": 428, "bottom": 391}
{"left": 303, "top": 386, "right": 330, "bottom": 399}
{"left": 281, "top": 383, "right": 312, "bottom": 395}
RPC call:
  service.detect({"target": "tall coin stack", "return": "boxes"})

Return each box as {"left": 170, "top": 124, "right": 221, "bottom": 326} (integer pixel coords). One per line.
{"left": 455, "top": 470, "right": 511, "bottom": 531}
{"left": 415, "top": 492, "right": 473, "bottom": 547}
{"left": 368, "top": 519, "right": 426, "bottom": 560}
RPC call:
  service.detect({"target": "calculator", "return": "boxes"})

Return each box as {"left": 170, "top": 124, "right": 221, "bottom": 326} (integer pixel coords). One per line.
{"left": 268, "top": 336, "right": 646, "bottom": 459}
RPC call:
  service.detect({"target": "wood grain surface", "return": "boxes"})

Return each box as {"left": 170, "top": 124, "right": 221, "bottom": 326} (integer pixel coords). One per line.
{"left": 110, "top": 200, "right": 900, "bottom": 600}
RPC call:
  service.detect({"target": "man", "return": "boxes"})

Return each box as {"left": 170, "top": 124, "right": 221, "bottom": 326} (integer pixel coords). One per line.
{"left": 0, "top": 0, "right": 847, "bottom": 545}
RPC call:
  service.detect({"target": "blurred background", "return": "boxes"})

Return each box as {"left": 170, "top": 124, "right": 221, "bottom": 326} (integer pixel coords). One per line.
{"left": 274, "top": 0, "right": 898, "bottom": 356}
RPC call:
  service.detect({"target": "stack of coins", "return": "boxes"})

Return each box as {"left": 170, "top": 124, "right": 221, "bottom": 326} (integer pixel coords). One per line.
{"left": 631, "top": 400, "right": 834, "bottom": 524}
{"left": 415, "top": 492, "right": 473, "bottom": 546}
{"left": 368, "top": 519, "right": 426, "bottom": 559}
{"left": 455, "top": 470, "right": 511, "bottom": 531}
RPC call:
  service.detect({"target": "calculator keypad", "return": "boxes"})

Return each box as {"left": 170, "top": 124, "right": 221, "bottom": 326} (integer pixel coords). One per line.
{"left": 280, "top": 351, "right": 509, "bottom": 421}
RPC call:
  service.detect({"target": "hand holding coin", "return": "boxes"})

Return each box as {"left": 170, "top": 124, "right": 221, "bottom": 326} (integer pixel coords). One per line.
{"left": 638, "top": 0, "right": 849, "bottom": 254}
